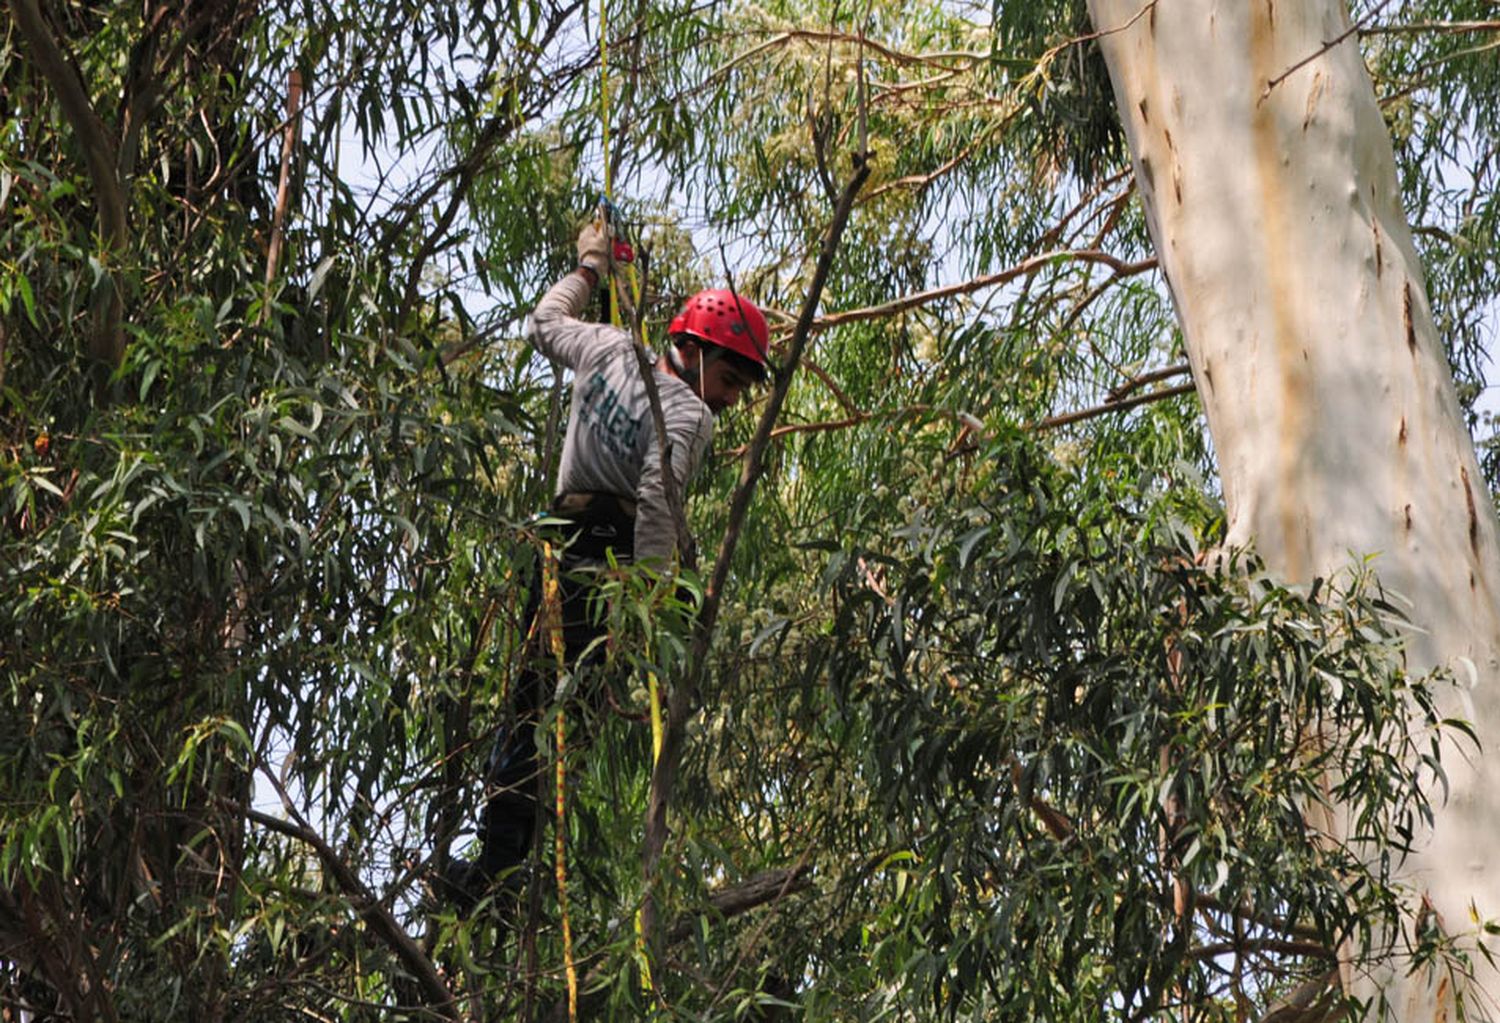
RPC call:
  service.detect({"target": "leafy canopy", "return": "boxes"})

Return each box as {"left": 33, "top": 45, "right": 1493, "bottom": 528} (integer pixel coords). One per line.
{"left": 1, "top": 0, "right": 1496, "bottom": 1019}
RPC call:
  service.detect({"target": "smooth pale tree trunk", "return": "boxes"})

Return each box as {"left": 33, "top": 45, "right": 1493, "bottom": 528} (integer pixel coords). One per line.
{"left": 1086, "top": 0, "right": 1500, "bottom": 1018}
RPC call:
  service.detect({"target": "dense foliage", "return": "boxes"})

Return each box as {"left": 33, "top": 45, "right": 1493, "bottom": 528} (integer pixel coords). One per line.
{"left": 2, "top": 0, "right": 1496, "bottom": 1019}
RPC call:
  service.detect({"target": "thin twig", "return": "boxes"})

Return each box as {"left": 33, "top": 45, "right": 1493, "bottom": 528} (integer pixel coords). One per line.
{"left": 720, "top": 404, "right": 986, "bottom": 458}
{"left": 391, "top": 3, "right": 585, "bottom": 324}
{"left": 1261, "top": 0, "right": 1398, "bottom": 101}
{"left": 799, "top": 356, "right": 859, "bottom": 414}
{"left": 1070, "top": 0, "right": 1159, "bottom": 49}
{"left": 1361, "top": 19, "right": 1500, "bottom": 36}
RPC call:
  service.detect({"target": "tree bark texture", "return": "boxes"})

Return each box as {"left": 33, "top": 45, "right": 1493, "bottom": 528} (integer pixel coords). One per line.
{"left": 1087, "top": 0, "right": 1500, "bottom": 1018}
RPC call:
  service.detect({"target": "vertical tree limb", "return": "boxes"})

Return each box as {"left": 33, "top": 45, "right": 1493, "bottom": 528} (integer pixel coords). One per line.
{"left": 262, "top": 68, "right": 304, "bottom": 300}
{"left": 9, "top": 0, "right": 129, "bottom": 369}
{"left": 637, "top": 150, "right": 871, "bottom": 953}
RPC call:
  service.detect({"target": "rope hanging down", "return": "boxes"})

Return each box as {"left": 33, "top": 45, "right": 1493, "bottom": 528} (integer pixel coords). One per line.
{"left": 598, "top": 0, "right": 665, "bottom": 999}
{"left": 596, "top": 0, "right": 663, "bottom": 770}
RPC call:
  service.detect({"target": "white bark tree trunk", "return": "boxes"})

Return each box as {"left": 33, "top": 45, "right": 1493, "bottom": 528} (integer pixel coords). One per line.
{"left": 1085, "top": 1, "right": 1500, "bottom": 1018}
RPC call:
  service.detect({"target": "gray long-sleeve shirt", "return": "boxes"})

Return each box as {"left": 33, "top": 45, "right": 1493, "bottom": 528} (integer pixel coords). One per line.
{"left": 527, "top": 271, "right": 713, "bottom": 565}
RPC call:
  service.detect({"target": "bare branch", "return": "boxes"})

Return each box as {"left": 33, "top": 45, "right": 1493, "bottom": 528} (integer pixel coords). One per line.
{"left": 1031, "top": 381, "right": 1196, "bottom": 432}
{"left": 809, "top": 251, "right": 1157, "bottom": 333}
{"left": 1190, "top": 938, "right": 1337, "bottom": 961}
{"left": 1106, "top": 362, "right": 1192, "bottom": 401}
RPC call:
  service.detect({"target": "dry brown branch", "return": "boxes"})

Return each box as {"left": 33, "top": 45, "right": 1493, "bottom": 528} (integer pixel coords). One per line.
{"left": 1107, "top": 363, "right": 1192, "bottom": 401}
{"left": 715, "top": 27, "right": 983, "bottom": 80}
{"left": 808, "top": 250, "right": 1156, "bottom": 333}
{"left": 1031, "top": 381, "right": 1196, "bottom": 432}
{"left": 1190, "top": 939, "right": 1336, "bottom": 961}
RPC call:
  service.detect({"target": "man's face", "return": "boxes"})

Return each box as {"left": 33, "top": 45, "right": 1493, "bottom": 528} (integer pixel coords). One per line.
{"left": 684, "top": 345, "right": 756, "bottom": 416}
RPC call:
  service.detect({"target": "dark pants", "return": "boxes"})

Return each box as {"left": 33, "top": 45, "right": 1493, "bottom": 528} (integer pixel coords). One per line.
{"left": 473, "top": 493, "right": 635, "bottom": 881}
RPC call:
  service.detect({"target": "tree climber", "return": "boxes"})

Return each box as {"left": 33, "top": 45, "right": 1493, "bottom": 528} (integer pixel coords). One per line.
{"left": 438, "top": 218, "right": 769, "bottom": 913}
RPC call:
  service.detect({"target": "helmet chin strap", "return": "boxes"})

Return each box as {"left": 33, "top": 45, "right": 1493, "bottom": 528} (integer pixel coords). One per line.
{"left": 668, "top": 341, "right": 708, "bottom": 401}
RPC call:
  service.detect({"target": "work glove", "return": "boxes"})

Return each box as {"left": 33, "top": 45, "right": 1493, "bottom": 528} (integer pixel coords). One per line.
{"left": 576, "top": 220, "right": 610, "bottom": 277}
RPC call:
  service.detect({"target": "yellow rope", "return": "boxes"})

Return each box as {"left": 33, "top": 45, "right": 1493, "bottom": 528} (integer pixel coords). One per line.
{"left": 601, "top": 1, "right": 657, "bottom": 1001}
{"left": 599, "top": 0, "right": 612, "bottom": 207}
{"left": 556, "top": 713, "right": 577, "bottom": 1022}
{"left": 597, "top": 0, "right": 645, "bottom": 332}
{"left": 542, "top": 544, "right": 578, "bottom": 1021}
{"left": 637, "top": 638, "right": 663, "bottom": 998}
{"left": 647, "top": 667, "right": 664, "bottom": 766}
{"left": 598, "top": 0, "right": 624, "bottom": 328}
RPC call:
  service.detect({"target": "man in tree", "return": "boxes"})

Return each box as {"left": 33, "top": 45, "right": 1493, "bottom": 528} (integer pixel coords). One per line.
{"left": 439, "top": 219, "right": 770, "bottom": 913}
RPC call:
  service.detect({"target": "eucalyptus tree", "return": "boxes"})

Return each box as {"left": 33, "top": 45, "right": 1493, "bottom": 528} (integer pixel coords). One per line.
{"left": 2, "top": 0, "right": 1498, "bottom": 1021}
{"left": 1086, "top": 0, "right": 1500, "bottom": 1017}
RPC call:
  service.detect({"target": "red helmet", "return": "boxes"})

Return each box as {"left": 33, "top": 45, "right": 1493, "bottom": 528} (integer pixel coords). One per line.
{"left": 667, "top": 289, "right": 769, "bottom": 373}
